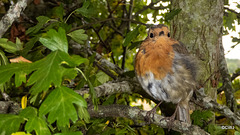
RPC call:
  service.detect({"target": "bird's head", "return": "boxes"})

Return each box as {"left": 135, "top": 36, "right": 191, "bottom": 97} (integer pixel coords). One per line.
{"left": 147, "top": 24, "right": 170, "bottom": 40}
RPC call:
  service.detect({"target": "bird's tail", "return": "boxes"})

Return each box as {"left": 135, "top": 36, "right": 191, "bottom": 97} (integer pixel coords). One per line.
{"left": 177, "top": 101, "right": 191, "bottom": 125}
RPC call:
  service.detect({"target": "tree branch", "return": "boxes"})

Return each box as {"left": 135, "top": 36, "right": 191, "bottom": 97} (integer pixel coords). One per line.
{"left": 0, "top": 0, "right": 28, "bottom": 38}
{"left": 231, "top": 70, "right": 240, "bottom": 81}
{"left": 88, "top": 104, "right": 209, "bottom": 135}
{"left": 77, "top": 78, "right": 240, "bottom": 127}
{"left": 133, "top": 0, "right": 166, "bottom": 17}
{"left": 70, "top": 17, "right": 151, "bottom": 32}
{"left": 86, "top": 47, "right": 124, "bottom": 76}
{"left": 224, "top": 7, "right": 240, "bottom": 19}
{"left": 218, "top": 35, "right": 237, "bottom": 112}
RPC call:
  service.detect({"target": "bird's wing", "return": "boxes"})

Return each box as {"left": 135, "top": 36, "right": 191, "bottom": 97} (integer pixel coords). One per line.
{"left": 171, "top": 40, "right": 189, "bottom": 55}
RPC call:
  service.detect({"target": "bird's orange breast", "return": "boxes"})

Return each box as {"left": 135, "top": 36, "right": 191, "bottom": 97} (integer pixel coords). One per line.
{"left": 135, "top": 37, "right": 177, "bottom": 80}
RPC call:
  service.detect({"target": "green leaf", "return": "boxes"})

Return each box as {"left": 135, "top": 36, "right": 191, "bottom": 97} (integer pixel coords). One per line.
{"left": 25, "top": 116, "right": 51, "bottom": 135}
{"left": 0, "top": 49, "right": 8, "bottom": 66}
{"left": 22, "top": 36, "right": 40, "bottom": 56}
{"left": 0, "top": 63, "right": 31, "bottom": 85}
{"left": 71, "top": 55, "right": 88, "bottom": 65}
{"left": 0, "top": 114, "right": 25, "bottom": 135}
{"left": 67, "top": 29, "right": 88, "bottom": 44}
{"left": 27, "top": 51, "right": 78, "bottom": 94}
{"left": 0, "top": 38, "right": 23, "bottom": 53}
{"left": 19, "top": 107, "right": 51, "bottom": 135}
{"left": 164, "top": 9, "right": 182, "bottom": 21}
{"left": 19, "top": 107, "right": 37, "bottom": 118}
{"left": 235, "top": 131, "right": 240, "bottom": 135}
{"left": 54, "top": 132, "right": 83, "bottom": 135}
{"left": 52, "top": 4, "right": 64, "bottom": 21}
{"left": 223, "top": 11, "right": 237, "bottom": 30}
{"left": 96, "top": 71, "right": 109, "bottom": 84}
{"left": 75, "top": 1, "right": 96, "bottom": 18}
{"left": 26, "top": 16, "right": 50, "bottom": 35}
{"left": 123, "top": 25, "right": 140, "bottom": 47}
{"left": 15, "top": 70, "right": 27, "bottom": 87}
{"left": 39, "top": 27, "right": 68, "bottom": 53}
{"left": 191, "top": 110, "right": 214, "bottom": 127}
{"left": 39, "top": 86, "right": 89, "bottom": 128}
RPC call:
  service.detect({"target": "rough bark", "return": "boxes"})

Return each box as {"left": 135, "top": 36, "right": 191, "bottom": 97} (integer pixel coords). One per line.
{"left": 0, "top": 0, "right": 28, "bottom": 38}
{"left": 170, "top": 0, "right": 223, "bottom": 99}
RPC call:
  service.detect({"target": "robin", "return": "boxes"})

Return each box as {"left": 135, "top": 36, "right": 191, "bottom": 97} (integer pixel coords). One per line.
{"left": 135, "top": 24, "right": 197, "bottom": 125}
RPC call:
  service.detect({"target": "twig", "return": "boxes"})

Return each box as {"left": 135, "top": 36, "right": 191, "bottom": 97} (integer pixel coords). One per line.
{"left": 86, "top": 47, "right": 124, "bottom": 75}
{"left": 0, "top": 0, "right": 28, "bottom": 38}
{"left": 133, "top": 0, "right": 166, "bottom": 17}
{"left": 224, "top": 7, "right": 240, "bottom": 19}
{"left": 94, "top": 61, "right": 117, "bottom": 80}
{"left": 231, "top": 70, "right": 240, "bottom": 81}
{"left": 70, "top": 17, "right": 150, "bottom": 32}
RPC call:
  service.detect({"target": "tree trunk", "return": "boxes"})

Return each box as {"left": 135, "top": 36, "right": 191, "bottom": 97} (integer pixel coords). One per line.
{"left": 170, "top": 0, "right": 223, "bottom": 99}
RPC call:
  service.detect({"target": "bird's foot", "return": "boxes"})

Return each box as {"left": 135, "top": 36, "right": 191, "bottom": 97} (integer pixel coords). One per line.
{"left": 144, "top": 101, "right": 163, "bottom": 123}
{"left": 160, "top": 115, "right": 176, "bottom": 131}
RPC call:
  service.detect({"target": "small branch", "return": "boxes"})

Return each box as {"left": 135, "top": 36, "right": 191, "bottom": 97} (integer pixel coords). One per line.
{"left": 194, "top": 90, "right": 240, "bottom": 126}
{"left": 75, "top": 80, "right": 136, "bottom": 97}
{"left": 231, "top": 70, "right": 240, "bottom": 81}
{"left": 218, "top": 35, "right": 237, "bottom": 112}
{"left": 0, "top": 0, "right": 28, "bottom": 38}
{"left": 70, "top": 17, "right": 150, "bottom": 32}
{"left": 94, "top": 61, "right": 117, "bottom": 80}
{"left": 224, "top": 7, "right": 240, "bottom": 19}
{"left": 133, "top": 0, "right": 164, "bottom": 17}
{"left": 88, "top": 104, "right": 210, "bottom": 135}
{"left": 86, "top": 47, "right": 124, "bottom": 75}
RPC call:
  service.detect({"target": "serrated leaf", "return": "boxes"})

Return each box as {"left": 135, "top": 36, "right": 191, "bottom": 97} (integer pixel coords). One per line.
{"left": 39, "top": 27, "right": 68, "bottom": 53}
{"left": 19, "top": 107, "right": 37, "bottom": 118}
{"left": 26, "top": 16, "right": 50, "bottom": 35}
{"left": 75, "top": 1, "right": 96, "bottom": 18}
{"left": 39, "top": 86, "right": 89, "bottom": 128}
{"left": 19, "top": 107, "right": 50, "bottom": 135}
{"left": 224, "top": 11, "right": 237, "bottom": 30}
{"left": 0, "top": 38, "right": 23, "bottom": 53}
{"left": 25, "top": 117, "right": 51, "bottom": 135}
{"left": 67, "top": 29, "right": 88, "bottom": 44}
{"left": 123, "top": 25, "right": 140, "bottom": 47}
{"left": 27, "top": 51, "right": 78, "bottom": 94}
{"left": 0, "top": 63, "right": 31, "bottom": 85}
{"left": 0, "top": 114, "right": 25, "bottom": 135}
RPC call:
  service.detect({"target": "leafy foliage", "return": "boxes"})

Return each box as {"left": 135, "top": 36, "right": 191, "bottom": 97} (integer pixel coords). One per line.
{"left": 0, "top": 114, "right": 25, "bottom": 134}
{"left": 0, "top": 0, "right": 239, "bottom": 134}
{"left": 39, "top": 86, "right": 89, "bottom": 128}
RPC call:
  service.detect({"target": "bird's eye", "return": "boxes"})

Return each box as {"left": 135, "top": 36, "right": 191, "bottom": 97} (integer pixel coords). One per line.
{"left": 167, "top": 33, "right": 170, "bottom": 37}
{"left": 150, "top": 33, "right": 154, "bottom": 38}
{"left": 159, "top": 31, "right": 164, "bottom": 36}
